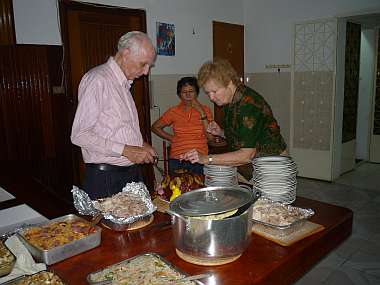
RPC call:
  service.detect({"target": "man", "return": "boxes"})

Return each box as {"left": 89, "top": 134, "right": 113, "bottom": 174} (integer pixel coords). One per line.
{"left": 71, "top": 31, "right": 157, "bottom": 199}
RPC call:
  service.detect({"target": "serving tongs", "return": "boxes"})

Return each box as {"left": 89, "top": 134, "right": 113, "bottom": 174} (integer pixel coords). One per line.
{"left": 166, "top": 273, "right": 212, "bottom": 283}
{"left": 91, "top": 273, "right": 212, "bottom": 285}
{"left": 89, "top": 213, "right": 103, "bottom": 228}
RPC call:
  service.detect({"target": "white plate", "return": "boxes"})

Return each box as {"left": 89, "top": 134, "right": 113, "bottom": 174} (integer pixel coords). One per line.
{"left": 253, "top": 156, "right": 292, "bottom": 162}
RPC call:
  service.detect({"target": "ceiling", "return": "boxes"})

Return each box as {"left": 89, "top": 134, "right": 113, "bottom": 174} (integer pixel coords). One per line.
{"left": 345, "top": 13, "right": 380, "bottom": 29}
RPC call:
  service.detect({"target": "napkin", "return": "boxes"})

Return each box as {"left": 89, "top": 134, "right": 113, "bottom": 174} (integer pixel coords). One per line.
{"left": 0, "top": 235, "right": 46, "bottom": 283}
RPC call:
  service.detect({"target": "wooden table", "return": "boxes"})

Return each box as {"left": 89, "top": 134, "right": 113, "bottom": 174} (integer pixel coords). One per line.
{"left": 50, "top": 197, "right": 353, "bottom": 284}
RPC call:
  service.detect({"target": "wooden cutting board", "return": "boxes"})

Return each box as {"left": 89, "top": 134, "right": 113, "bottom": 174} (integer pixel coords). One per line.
{"left": 101, "top": 215, "right": 154, "bottom": 231}
{"left": 176, "top": 249, "right": 241, "bottom": 266}
{"left": 252, "top": 221, "right": 325, "bottom": 246}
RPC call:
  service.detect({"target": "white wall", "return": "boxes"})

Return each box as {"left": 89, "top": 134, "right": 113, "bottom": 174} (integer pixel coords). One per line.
{"left": 12, "top": 0, "right": 243, "bottom": 75}
{"left": 356, "top": 29, "right": 376, "bottom": 160}
{"left": 12, "top": 0, "right": 380, "bottom": 178}
{"left": 243, "top": 0, "right": 380, "bottom": 73}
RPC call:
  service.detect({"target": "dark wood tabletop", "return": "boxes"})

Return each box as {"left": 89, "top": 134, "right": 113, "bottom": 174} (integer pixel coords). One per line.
{"left": 49, "top": 196, "right": 353, "bottom": 285}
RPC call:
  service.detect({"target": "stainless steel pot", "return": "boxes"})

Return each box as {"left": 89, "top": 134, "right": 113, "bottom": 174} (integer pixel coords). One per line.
{"left": 169, "top": 186, "right": 260, "bottom": 260}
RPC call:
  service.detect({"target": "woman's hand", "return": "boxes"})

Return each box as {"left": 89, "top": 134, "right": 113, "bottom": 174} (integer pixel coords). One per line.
{"left": 180, "top": 149, "right": 207, "bottom": 165}
{"left": 207, "top": 121, "right": 224, "bottom": 137}
{"left": 191, "top": 98, "right": 204, "bottom": 114}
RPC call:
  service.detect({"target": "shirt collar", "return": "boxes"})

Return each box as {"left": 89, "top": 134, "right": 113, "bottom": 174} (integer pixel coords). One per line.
{"left": 230, "top": 84, "right": 246, "bottom": 105}
{"left": 107, "top": 57, "right": 133, "bottom": 88}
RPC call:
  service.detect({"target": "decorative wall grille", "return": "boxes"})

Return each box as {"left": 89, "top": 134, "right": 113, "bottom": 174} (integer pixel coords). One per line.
{"left": 293, "top": 20, "right": 336, "bottom": 150}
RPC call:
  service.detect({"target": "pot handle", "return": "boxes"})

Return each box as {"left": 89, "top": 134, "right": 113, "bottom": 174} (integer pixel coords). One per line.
{"left": 239, "top": 184, "right": 253, "bottom": 191}
{"left": 239, "top": 184, "right": 261, "bottom": 201}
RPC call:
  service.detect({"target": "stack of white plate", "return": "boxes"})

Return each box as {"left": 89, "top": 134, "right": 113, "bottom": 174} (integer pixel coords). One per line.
{"left": 204, "top": 165, "right": 238, "bottom": 187}
{"left": 251, "top": 156, "right": 297, "bottom": 204}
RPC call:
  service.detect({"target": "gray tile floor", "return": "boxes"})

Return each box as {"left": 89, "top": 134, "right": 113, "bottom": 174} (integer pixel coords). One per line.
{"left": 294, "top": 162, "right": 380, "bottom": 285}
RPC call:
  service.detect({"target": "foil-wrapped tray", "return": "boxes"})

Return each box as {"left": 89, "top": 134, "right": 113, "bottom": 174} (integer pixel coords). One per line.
{"left": 251, "top": 198, "right": 315, "bottom": 237}
{"left": 17, "top": 214, "right": 101, "bottom": 265}
{"left": 87, "top": 252, "right": 204, "bottom": 285}
{"left": 0, "top": 241, "right": 16, "bottom": 277}
{"left": 1, "top": 270, "right": 65, "bottom": 285}
{"left": 72, "top": 182, "right": 156, "bottom": 231}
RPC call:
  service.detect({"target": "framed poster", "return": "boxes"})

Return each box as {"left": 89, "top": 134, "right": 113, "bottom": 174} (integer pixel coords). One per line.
{"left": 156, "top": 22, "right": 175, "bottom": 56}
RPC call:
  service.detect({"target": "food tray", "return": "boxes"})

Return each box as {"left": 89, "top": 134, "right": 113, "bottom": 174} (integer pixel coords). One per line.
{"left": 87, "top": 252, "right": 203, "bottom": 285}
{"left": 17, "top": 214, "right": 101, "bottom": 265}
{"left": 0, "top": 241, "right": 16, "bottom": 277}
{"left": 1, "top": 270, "right": 65, "bottom": 285}
{"left": 251, "top": 199, "right": 315, "bottom": 238}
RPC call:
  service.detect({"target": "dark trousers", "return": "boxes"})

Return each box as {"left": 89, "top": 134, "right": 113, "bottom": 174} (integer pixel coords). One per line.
{"left": 83, "top": 164, "right": 143, "bottom": 199}
{"left": 168, "top": 159, "right": 204, "bottom": 176}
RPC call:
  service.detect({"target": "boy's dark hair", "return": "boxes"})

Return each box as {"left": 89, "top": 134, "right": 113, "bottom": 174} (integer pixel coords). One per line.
{"left": 176, "top": 76, "right": 199, "bottom": 96}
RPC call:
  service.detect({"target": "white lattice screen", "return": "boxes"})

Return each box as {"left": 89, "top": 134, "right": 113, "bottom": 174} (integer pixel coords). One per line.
{"left": 292, "top": 20, "right": 337, "bottom": 151}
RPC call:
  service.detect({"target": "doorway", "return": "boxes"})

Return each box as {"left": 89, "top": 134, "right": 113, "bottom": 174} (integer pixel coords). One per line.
{"left": 59, "top": 0, "right": 154, "bottom": 189}
{"left": 212, "top": 21, "right": 244, "bottom": 125}
{"left": 339, "top": 13, "right": 380, "bottom": 172}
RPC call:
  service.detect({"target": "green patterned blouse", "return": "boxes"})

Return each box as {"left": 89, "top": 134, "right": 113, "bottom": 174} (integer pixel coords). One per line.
{"left": 223, "top": 84, "right": 287, "bottom": 156}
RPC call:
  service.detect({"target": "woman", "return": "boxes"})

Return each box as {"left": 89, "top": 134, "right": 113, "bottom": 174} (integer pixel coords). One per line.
{"left": 180, "top": 58, "right": 287, "bottom": 180}
{"left": 151, "top": 76, "right": 213, "bottom": 175}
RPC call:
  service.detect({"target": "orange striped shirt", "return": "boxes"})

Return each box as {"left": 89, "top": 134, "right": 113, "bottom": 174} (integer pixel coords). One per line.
{"left": 159, "top": 102, "right": 213, "bottom": 158}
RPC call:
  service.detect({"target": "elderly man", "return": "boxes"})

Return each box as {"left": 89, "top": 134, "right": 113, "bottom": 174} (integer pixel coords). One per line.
{"left": 71, "top": 31, "right": 157, "bottom": 199}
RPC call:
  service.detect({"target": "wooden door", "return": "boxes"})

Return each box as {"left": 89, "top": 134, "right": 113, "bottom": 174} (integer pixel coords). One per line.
{"left": 341, "top": 22, "right": 361, "bottom": 173}
{"left": 213, "top": 21, "right": 244, "bottom": 125}
{"left": 0, "top": 0, "right": 16, "bottom": 44}
{"left": 59, "top": 1, "right": 154, "bottom": 190}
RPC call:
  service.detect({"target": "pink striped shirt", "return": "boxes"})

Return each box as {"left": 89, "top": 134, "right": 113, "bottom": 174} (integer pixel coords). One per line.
{"left": 71, "top": 57, "right": 143, "bottom": 166}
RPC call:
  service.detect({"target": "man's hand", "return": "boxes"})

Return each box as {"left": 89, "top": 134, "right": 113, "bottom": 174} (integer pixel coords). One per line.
{"left": 122, "top": 143, "right": 157, "bottom": 164}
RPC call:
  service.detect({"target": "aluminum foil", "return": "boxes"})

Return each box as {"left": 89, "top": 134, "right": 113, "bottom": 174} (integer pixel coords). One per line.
{"left": 71, "top": 182, "right": 157, "bottom": 225}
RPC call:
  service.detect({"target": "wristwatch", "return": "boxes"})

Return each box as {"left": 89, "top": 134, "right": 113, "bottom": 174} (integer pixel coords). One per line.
{"left": 208, "top": 155, "right": 213, "bottom": 165}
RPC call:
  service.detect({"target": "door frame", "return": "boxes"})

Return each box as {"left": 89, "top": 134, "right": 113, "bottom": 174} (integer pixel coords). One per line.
{"left": 370, "top": 28, "right": 380, "bottom": 162}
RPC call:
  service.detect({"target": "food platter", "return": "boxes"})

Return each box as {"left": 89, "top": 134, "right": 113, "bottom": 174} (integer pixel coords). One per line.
{"left": 0, "top": 241, "right": 16, "bottom": 278}
{"left": 87, "top": 252, "right": 203, "bottom": 285}
{"left": 17, "top": 214, "right": 101, "bottom": 265}
{"left": 1, "top": 270, "right": 65, "bottom": 285}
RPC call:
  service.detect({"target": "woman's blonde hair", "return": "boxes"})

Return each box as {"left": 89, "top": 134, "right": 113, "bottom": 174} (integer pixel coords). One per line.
{"left": 197, "top": 58, "right": 240, "bottom": 88}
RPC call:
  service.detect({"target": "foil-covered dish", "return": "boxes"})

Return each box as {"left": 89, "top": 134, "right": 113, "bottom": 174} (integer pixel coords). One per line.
{"left": 72, "top": 182, "right": 157, "bottom": 231}
{"left": 251, "top": 198, "right": 315, "bottom": 237}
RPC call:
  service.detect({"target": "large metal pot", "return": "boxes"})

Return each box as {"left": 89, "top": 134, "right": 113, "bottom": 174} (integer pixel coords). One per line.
{"left": 169, "top": 186, "right": 260, "bottom": 261}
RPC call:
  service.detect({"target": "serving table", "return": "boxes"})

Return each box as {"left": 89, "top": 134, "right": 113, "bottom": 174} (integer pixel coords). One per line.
{"left": 50, "top": 197, "right": 352, "bottom": 285}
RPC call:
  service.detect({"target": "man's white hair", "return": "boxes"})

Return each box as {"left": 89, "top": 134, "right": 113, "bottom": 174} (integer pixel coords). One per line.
{"left": 117, "top": 31, "right": 152, "bottom": 54}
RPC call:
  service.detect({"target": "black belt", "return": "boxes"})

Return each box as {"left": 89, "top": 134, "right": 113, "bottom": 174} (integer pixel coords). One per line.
{"left": 86, "top": 163, "right": 136, "bottom": 172}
